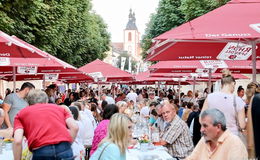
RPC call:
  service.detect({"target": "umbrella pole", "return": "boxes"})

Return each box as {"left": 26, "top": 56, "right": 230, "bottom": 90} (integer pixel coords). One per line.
{"left": 251, "top": 41, "right": 257, "bottom": 83}
{"left": 178, "top": 80, "right": 181, "bottom": 104}
{"left": 113, "top": 82, "right": 115, "bottom": 99}
{"left": 13, "top": 66, "right": 16, "bottom": 92}
{"left": 157, "top": 81, "right": 160, "bottom": 96}
{"left": 42, "top": 74, "right": 46, "bottom": 90}
{"left": 193, "top": 77, "right": 196, "bottom": 96}
{"left": 98, "top": 80, "right": 101, "bottom": 100}
{"left": 208, "top": 69, "right": 212, "bottom": 93}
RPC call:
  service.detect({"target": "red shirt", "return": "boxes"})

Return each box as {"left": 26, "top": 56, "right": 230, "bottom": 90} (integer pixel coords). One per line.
{"left": 14, "top": 103, "right": 72, "bottom": 151}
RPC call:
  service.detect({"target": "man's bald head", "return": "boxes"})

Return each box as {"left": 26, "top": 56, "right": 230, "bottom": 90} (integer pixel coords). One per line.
{"left": 161, "top": 103, "right": 176, "bottom": 122}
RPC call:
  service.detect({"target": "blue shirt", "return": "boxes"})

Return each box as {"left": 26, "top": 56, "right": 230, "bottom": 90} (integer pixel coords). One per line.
{"left": 90, "top": 142, "right": 126, "bottom": 160}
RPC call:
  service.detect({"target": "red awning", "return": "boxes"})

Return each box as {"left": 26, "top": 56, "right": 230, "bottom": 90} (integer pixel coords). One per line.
{"left": 0, "top": 36, "right": 93, "bottom": 82}
{"left": 0, "top": 58, "right": 80, "bottom": 74}
{"left": 149, "top": 72, "right": 249, "bottom": 80}
{"left": 147, "top": 0, "right": 260, "bottom": 61}
{"left": 134, "top": 71, "right": 192, "bottom": 85}
{"left": 149, "top": 60, "right": 260, "bottom": 74}
{"left": 0, "top": 73, "right": 93, "bottom": 82}
{"left": 0, "top": 31, "right": 47, "bottom": 58}
{"left": 79, "top": 59, "right": 134, "bottom": 82}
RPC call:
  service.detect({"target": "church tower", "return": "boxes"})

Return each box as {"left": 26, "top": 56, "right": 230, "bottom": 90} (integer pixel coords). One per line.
{"left": 123, "top": 9, "right": 140, "bottom": 57}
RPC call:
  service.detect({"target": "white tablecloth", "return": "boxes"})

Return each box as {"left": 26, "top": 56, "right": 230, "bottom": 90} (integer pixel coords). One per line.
{"left": 126, "top": 146, "right": 176, "bottom": 160}
{"left": 0, "top": 149, "right": 13, "bottom": 160}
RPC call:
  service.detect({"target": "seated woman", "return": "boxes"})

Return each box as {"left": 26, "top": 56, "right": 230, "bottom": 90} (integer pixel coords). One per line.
{"left": 90, "top": 104, "right": 119, "bottom": 156}
{"left": 90, "top": 113, "right": 133, "bottom": 160}
{"left": 69, "top": 106, "right": 85, "bottom": 160}
{"left": 90, "top": 103, "right": 102, "bottom": 124}
{"left": 0, "top": 108, "right": 13, "bottom": 138}
{"left": 149, "top": 109, "right": 158, "bottom": 126}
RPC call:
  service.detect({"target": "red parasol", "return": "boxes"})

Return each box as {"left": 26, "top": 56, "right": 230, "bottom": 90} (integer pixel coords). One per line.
{"left": 146, "top": 0, "right": 260, "bottom": 81}
{"left": 0, "top": 31, "right": 46, "bottom": 58}
{"left": 149, "top": 60, "right": 260, "bottom": 74}
{"left": 79, "top": 59, "right": 134, "bottom": 82}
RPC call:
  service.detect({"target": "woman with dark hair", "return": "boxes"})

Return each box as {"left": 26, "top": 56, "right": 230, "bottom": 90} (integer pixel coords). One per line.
{"left": 5, "top": 88, "right": 11, "bottom": 97}
{"left": 90, "top": 103, "right": 102, "bottom": 124}
{"left": 203, "top": 88, "right": 209, "bottom": 98}
{"left": 90, "top": 104, "right": 119, "bottom": 156}
{"left": 237, "top": 85, "right": 245, "bottom": 99}
{"left": 246, "top": 82, "right": 260, "bottom": 159}
{"left": 64, "top": 92, "right": 79, "bottom": 106}
{"left": 101, "top": 100, "right": 108, "bottom": 111}
{"left": 88, "top": 91, "right": 98, "bottom": 105}
{"left": 69, "top": 106, "right": 85, "bottom": 160}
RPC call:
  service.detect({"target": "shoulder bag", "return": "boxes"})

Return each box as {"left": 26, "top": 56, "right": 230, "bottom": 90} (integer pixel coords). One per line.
{"left": 98, "top": 143, "right": 111, "bottom": 160}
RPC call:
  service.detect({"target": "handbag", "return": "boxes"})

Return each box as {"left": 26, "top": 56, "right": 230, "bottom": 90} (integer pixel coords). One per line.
{"left": 98, "top": 143, "right": 110, "bottom": 160}
{"left": 233, "top": 95, "right": 247, "bottom": 146}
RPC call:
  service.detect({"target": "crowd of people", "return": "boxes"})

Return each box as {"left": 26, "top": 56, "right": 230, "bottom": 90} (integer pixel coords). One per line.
{"left": 0, "top": 69, "right": 259, "bottom": 160}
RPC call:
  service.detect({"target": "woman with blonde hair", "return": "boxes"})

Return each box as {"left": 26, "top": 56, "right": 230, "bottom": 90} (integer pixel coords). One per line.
{"left": 116, "top": 101, "right": 128, "bottom": 114}
{"left": 246, "top": 82, "right": 260, "bottom": 158}
{"left": 90, "top": 113, "right": 133, "bottom": 160}
{"left": 202, "top": 69, "right": 246, "bottom": 136}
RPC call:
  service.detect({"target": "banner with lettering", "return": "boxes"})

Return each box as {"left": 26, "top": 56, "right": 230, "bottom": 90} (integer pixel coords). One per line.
{"left": 17, "top": 66, "right": 37, "bottom": 74}
{"left": 217, "top": 42, "right": 252, "bottom": 60}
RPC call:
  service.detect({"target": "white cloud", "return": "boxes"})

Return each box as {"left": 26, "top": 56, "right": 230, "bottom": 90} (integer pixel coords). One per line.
{"left": 92, "top": 0, "right": 159, "bottom": 42}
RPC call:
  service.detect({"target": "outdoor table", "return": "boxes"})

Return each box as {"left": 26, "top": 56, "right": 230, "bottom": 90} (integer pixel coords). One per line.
{"left": 0, "top": 142, "right": 13, "bottom": 160}
{"left": 126, "top": 145, "right": 176, "bottom": 160}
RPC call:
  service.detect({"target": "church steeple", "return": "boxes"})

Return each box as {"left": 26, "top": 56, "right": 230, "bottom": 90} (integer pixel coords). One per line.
{"left": 125, "top": 9, "right": 138, "bottom": 30}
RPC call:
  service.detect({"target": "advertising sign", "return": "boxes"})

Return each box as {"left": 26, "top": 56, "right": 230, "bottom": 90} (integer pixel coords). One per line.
{"left": 217, "top": 42, "right": 252, "bottom": 60}
{"left": 17, "top": 66, "right": 37, "bottom": 74}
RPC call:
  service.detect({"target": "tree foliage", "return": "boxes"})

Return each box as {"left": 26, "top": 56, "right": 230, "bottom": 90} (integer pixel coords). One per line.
{"left": 141, "top": 0, "right": 229, "bottom": 59}
{"left": 141, "top": 0, "right": 185, "bottom": 59}
{"left": 180, "top": 0, "right": 230, "bottom": 21}
{"left": 0, "top": 0, "right": 110, "bottom": 67}
{"left": 117, "top": 52, "right": 137, "bottom": 73}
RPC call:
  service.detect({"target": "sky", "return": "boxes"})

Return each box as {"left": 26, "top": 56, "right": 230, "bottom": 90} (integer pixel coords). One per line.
{"left": 91, "top": 0, "right": 160, "bottom": 42}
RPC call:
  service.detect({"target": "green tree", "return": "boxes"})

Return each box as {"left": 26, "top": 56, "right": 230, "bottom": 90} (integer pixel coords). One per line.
{"left": 0, "top": 0, "right": 110, "bottom": 67}
{"left": 117, "top": 52, "right": 137, "bottom": 73}
{"left": 180, "top": 0, "right": 229, "bottom": 21}
{"left": 141, "top": 0, "right": 185, "bottom": 59}
{"left": 141, "top": 0, "right": 229, "bottom": 60}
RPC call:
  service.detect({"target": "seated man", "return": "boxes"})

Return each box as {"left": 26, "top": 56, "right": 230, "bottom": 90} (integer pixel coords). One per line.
{"left": 0, "top": 108, "right": 13, "bottom": 138}
{"left": 186, "top": 108, "right": 248, "bottom": 160}
{"left": 160, "top": 103, "right": 194, "bottom": 160}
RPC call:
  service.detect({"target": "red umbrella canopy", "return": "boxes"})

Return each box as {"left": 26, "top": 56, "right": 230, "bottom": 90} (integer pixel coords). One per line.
{"left": 0, "top": 58, "right": 80, "bottom": 74}
{"left": 149, "top": 60, "right": 260, "bottom": 74}
{"left": 79, "top": 59, "right": 134, "bottom": 82}
{"left": 0, "top": 73, "right": 93, "bottom": 82}
{"left": 147, "top": 0, "right": 260, "bottom": 61}
{"left": 0, "top": 36, "right": 85, "bottom": 74}
{"left": 0, "top": 31, "right": 46, "bottom": 58}
{"left": 134, "top": 71, "right": 192, "bottom": 85}
{"left": 149, "top": 72, "right": 249, "bottom": 80}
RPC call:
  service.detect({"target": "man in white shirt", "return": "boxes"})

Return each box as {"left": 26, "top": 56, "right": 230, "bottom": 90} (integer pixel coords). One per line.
{"left": 101, "top": 94, "right": 115, "bottom": 104}
{"left": 126, "top": 89, "right": 138, "bottom": 104}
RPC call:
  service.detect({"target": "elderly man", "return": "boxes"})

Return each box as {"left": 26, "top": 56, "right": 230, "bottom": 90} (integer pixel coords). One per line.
{"left": 186, "top": 108, "right": 248, "bottom": 160}
{"left": 101, "top": 93, "right": 115, "bottom": 104}
{"left": 13, "top": 90, "right": 78, "bottom": 160}
{"left": 160, "top": 103, "right": 194, "bottom": 159}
